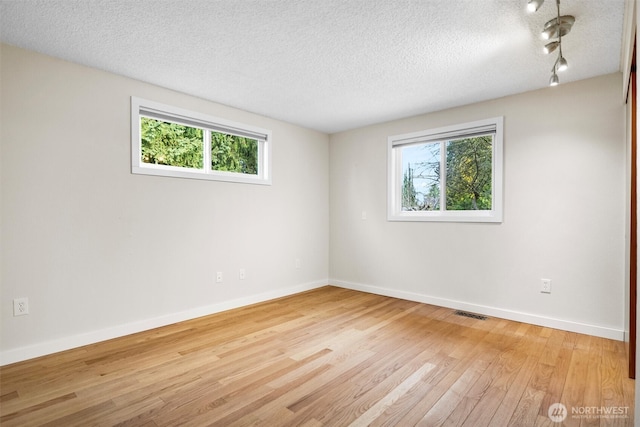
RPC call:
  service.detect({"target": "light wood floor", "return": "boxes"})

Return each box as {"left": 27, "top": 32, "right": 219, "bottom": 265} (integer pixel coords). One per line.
{"left": 0, "top": 286, "right": 634, "bottom": 426}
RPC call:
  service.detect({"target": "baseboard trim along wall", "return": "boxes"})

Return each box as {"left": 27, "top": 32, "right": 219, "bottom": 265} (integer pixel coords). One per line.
{"left": 0, "top": 280, "right": 328, "bottom": 366}
{"left": 2, "top": 279, "right": 625, "bottom": 365}
{"left": 330, "top": 279, "right": 625, "bottom": 341}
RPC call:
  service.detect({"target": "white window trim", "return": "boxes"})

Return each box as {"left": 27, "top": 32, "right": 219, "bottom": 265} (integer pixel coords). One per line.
{"left": 388, "top": 117, "right": 503, "bottom": 223}
{"left": 131, "top": 97, "right": 272, "bottom": 185}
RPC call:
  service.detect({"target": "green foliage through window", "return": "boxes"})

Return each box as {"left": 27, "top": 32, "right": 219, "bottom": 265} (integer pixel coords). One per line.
{"left": 401, "top": 136, "right": 492, "bottom": 211}
{"left": 446, "top": 136, "right": 492, "bottom": 210}
{"left": 211, "top": 132, "right": 258, "bottom": 175}
{"left": 140, "top": 117, "right": 203, "bottom": 169}
{"left": 140, "top": 118, "right": 259, "bottom": 176}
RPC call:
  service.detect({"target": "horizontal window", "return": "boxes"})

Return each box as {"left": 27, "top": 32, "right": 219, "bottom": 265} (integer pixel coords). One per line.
{"left": 388, "top": 117, "right": 503, "bottom": 222}
{"left": 131, "top": 97, "right": 271, "bottom": 185}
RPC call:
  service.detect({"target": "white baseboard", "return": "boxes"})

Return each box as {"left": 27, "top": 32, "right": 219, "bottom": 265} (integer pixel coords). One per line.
{"left": 330, "top": 279, "right": 625, "bottom": 341}
{"left": 2, "top": 279, "right": 624, "bottom": 366}
{"left": 0, "top": 280, "right": 328, "bottom": 366}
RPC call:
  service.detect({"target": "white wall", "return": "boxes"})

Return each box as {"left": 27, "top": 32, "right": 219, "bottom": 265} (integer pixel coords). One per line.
{"left": 0, "top": 44, "right": 330, "bottom": 364}
{"left": 329, "top": 73, "right": 626, "bottom": 339}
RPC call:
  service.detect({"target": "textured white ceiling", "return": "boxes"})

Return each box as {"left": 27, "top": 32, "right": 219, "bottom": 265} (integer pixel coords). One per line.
{"left": 0, "top": 0, "right": 626, "bottom": 133}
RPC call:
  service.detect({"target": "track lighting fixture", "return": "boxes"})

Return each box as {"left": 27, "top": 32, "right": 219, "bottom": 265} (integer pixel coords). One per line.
{"left": 527, "top": 0, "right": 575, "bottom": 86}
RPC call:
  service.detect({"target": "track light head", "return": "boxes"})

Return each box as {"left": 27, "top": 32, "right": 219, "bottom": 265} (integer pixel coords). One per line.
{"left": 527, "top": 0, "right": 544, "bottom": 12}
{"left": 556, "top": 56, "right": 568, "bottom": 72}
{"left": 543, "top": 41, "right": 559, "bottom": 54}
{"left": 549, "top": 72, "right": 559, "bottom": 86}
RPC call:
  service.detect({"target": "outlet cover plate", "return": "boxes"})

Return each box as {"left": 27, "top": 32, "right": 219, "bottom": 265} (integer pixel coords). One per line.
{"left": 13, "top": 297, "right": 29, "bottom": 316}
{"left": 541, "top": 279, "right": 551, "bottom": 294}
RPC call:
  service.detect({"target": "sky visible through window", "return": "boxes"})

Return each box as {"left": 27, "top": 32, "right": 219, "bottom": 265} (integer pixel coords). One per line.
{"left": 402, "top": 143, "right": 440, "bottom": 210}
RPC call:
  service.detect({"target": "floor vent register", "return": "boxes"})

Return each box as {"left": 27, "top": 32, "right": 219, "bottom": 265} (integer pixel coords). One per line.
{"left": 454, "top": 310, "right": 488, "bottom": 321}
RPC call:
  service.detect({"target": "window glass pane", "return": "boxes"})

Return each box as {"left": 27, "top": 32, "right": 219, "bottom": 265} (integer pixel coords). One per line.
{"left": 401, "top": 143, "right": 441, "bottom": 211}
{"left": 140, "top": 117, "right": 204, "bottom": 169}
{"left": 445, "top": 136, "right": 493, "bottom": 211}
{"left": 211, "top": 132, "right": 259, "bottom": 175}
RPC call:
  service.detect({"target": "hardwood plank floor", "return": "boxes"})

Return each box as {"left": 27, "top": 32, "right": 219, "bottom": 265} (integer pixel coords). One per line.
{"left": 0, "top": 286, "right": 634, "bottom": 426}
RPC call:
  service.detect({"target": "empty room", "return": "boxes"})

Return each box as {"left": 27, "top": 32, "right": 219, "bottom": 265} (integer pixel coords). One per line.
{"left": 0, "top": 0, "right": 637, "bottom": 425}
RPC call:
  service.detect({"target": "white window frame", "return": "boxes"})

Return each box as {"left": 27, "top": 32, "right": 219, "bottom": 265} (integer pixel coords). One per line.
{"left": 388, "top": 117, "right": 503, "bottom": 223}
{"left": 131, "top": 97, "right": 272, "bottom": 185}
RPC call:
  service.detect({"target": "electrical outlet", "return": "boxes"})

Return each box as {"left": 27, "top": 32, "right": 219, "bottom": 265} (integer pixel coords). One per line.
{"left": 13, "top": 297, "right": 29, "bottom": 316}
{"left": 239, "top": 268, "right": 245, "bottom": 280}
{"left": 541, "top": 278, "right": 551, "bottom": 294}
{"left": 361, "top": 211, "right": 367, "bottom": 220}
{"left": 216, "top": 272, "right": 223, "bottom": 283}
{"left": 295, "top": 258, "right": 301, "bottom": 269}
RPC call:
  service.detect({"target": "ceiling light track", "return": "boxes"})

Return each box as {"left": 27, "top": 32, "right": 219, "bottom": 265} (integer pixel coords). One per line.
{"left": 527, "top": 0, "right": 575, "bottom": 86}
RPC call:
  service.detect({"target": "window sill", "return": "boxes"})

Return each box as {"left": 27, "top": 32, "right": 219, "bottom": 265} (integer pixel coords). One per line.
{"left": 388, "top": 210, "right": 502, "bottom": 223}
